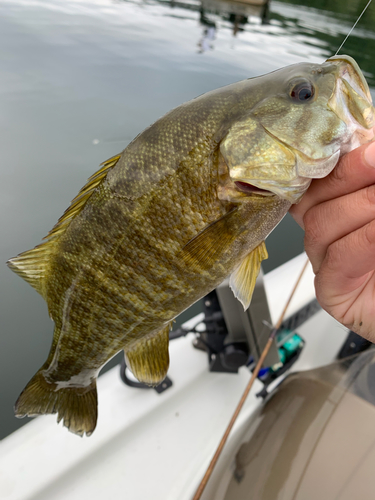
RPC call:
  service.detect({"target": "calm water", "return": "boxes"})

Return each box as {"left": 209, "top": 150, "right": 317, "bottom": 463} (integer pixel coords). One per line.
{"left": 1, "top": 0, "right": 374, "bottom": 439}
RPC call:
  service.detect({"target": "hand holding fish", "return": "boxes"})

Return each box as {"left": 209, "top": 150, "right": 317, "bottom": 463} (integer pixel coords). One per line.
{"left": 290, "top": 138, "right": 375, "bottom": 342}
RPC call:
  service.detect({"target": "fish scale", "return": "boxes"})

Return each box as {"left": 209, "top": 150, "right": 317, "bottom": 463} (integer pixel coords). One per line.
{"left": 8, "top": 55, "right": 374, "bottom": 436}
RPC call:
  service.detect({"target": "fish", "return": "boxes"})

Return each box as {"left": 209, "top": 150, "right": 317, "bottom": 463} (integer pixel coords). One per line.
{"left": 8, "top": 55, "right": 374, "bottom": 436}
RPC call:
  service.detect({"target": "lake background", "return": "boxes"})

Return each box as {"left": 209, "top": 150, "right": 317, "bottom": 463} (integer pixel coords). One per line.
{"left": 1, "top": 0, "right": 374, "bottom": 439}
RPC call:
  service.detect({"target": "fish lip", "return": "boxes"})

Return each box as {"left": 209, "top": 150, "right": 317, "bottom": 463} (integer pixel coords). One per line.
{"left": 326, "top": 55, "right": 373, "bottom": 103}
{"left": 325, "top": 55, "right": 374, "bottom": 150}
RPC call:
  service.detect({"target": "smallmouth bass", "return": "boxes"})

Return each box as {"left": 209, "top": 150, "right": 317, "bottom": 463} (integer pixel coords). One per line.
{"left": 8, "top": 55, "right": 374, "bottom": 436}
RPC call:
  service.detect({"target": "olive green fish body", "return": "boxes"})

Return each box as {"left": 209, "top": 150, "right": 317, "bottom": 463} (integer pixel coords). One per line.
{"left": 8, "top": 55, "right": 374, "bottom": 436}
{"left": 43, "top": 134, "right": 290, "bottom": 385}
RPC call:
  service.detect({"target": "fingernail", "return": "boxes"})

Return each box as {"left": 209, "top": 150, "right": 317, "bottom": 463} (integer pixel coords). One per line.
{"left": 364, "top": 141, "right": 375, "bottom": 168}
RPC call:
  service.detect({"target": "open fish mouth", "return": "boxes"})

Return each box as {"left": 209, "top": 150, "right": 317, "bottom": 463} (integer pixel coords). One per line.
{"left": 326, "top": 55, "right": 374, "bottom": 153}
{"left": 234, "top": 181, "right": 275, "bottom": 196}
{"left": 326, "top": 55, "right": 373, "bottom": 105}
{"left": 233, "top": 175, "right": 313, "bottom": 203}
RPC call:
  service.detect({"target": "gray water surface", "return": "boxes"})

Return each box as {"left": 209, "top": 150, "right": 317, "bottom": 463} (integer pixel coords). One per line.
{"left": 1, "top": 0, "right": 374, "bottom": 439}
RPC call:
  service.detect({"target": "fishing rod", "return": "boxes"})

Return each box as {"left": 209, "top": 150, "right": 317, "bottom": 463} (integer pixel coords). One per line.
{"left": 192, "top": 2, "right": 374, "bottom": 497}
{"left": 192, "top": 258, "right": 310, "bottom": 500}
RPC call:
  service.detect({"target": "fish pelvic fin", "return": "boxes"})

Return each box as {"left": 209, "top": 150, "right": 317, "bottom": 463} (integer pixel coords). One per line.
{"left": 15, "top": 369, "right": 98, "bottom": 437}
{"left": 125, "top": 324, "right": 170, "bottom": 386}
{"left": 229, "top": 241, "right": 268, "bottom": 311}
{"left": 7, "top": 153, "right": 121, "bottom": 297}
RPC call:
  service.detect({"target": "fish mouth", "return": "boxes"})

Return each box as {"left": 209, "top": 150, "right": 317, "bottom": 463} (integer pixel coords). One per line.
{"left": 326, "top": 55, "right": 372, "bottom": 104}
{"left": 234, "top": 181, "right": 275, "bottom": 196}
{"left": 234, "top": 176, "right": 312, "bottom": 203}
{"left": 325, "top": 55, "right": 374, "bottom": 152}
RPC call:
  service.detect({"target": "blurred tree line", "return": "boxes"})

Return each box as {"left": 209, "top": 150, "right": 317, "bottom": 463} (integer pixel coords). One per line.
{"left": 275, "top": 0, "right": 375, "bottom": 87}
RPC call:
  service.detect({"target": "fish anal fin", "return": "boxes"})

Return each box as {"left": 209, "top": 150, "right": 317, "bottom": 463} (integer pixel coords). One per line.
{"left": 7, "top": 154, "right": 121, "bottom": 295}
{"left": 229, "top": 241, "right": 268, "bottom": 310}
{"left": 180, "top": 208, "right": 240, "bottom": 271}
{"left": 125, "top": 324, "right": 170, "bottom": 386}
{"left": 15, "top": 369, "right": 98, "bottom": 437}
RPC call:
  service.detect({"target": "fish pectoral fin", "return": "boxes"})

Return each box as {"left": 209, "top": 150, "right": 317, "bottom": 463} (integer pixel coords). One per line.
{"left": 229, "top": 241, "right": 268, "bottom": 311}
{"left": 125, "top": 323, "right": 170, "bottom": 386}
{"left": 180, "top": 208, "right": 241, "bottom": 270}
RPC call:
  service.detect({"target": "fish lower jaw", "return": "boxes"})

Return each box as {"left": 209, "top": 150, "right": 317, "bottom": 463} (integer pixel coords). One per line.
{"left": 234, "top": 181, "right": 275, "bottom": 197}
{"left": 217, "top": 179, "right": 277, "bottom": 203}
{"left": 233, "top": 178, "right": 311, "bottom": 204}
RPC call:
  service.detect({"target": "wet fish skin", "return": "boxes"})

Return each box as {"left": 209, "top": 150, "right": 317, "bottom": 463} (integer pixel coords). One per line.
{"left": 8, "top": 55, "right": 374, "bottom": 436}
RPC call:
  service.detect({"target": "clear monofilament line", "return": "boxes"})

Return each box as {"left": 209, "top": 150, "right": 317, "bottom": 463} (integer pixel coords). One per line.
{"left": 335, "top": 0, "right": 373, "bottom": 55}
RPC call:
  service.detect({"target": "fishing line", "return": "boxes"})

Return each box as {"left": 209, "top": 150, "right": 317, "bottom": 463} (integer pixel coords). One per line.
{"left": 192, "top": 258, "right": 310, "bottom": 500}
{"left": 191, "top": 4, "right": 372, "bottom": 497}
{"left": 335, "top": 0, "right": 372, "bottom": 55}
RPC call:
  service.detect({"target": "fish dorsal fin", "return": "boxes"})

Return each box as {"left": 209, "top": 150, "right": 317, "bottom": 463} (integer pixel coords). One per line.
{"left": 125, "top": 324, "right": 170, "bottom": 386}
{"left": 43, "top": 153, "right": 121, "bottom": 241}
{"left": 7, "top": 154, "right": 121, "bottom": 297}
{"left": 229, "top": 241, "right": 268, "bottom": 311}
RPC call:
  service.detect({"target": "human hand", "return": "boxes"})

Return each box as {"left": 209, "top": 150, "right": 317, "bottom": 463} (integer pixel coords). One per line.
{"left": 289, "top": 139, "right": 375, "bottom": 342}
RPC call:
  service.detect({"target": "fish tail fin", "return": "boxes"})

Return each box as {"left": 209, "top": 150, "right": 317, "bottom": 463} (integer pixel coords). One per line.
{"left": 15, "top": 369, "right": 98, "bottom": 437}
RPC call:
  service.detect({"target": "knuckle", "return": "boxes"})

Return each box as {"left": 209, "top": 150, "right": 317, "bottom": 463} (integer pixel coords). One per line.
{"left": 314, "top": 280, "right": 328, "bottom": 313}
{"left": 323, "top": 240, "right": 343, "bottom": 272}
{"left": 328, "top": 158, "right": 347, "bottom": 185}
{"left": 364, "top": 185, "right": 375, "bottom": 206}
{"left": 314, "top": 272, "right": 339, "bottom": 318}
{"left": 303, "top": 208, "right": 323, "bottom": 248}
{"left": 324, "top": 243, "right": 336, "bottom": 266}
{"left": 363, "top": 222, "right": 375, "bottom": 248}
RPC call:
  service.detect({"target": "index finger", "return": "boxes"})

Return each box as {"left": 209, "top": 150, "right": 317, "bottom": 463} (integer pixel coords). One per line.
{"left": 290, "top": 140, "right": 375, "bottom": 228}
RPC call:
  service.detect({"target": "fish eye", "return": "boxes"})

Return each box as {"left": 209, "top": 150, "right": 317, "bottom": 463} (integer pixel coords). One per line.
{"left": 290, "top": 80, "right": 315, "bottom": 102}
